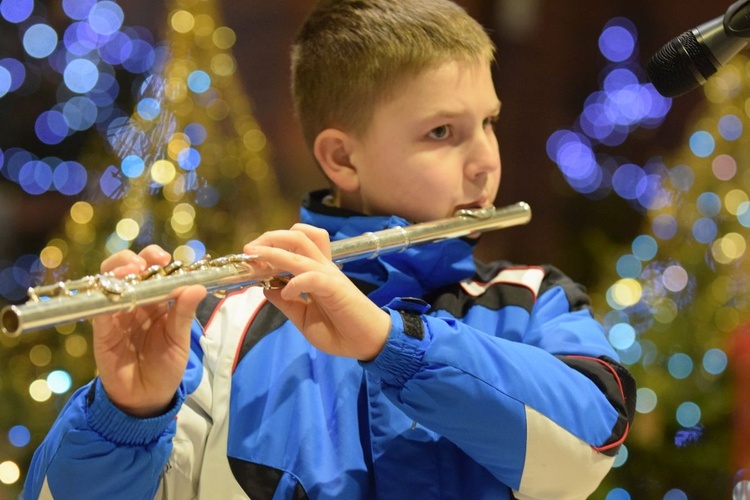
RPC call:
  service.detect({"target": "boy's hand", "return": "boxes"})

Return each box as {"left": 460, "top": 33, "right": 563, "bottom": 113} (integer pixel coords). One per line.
{"left": 244, "top": 224, "right": 391, "bottom": 361}
{"left": 92, "top": 245, "right": 206, "bottom": 418}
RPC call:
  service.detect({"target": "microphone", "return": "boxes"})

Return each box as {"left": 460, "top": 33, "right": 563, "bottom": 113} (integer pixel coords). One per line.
{"left": 647, "top": 0, "right": 750, "bottom": 97}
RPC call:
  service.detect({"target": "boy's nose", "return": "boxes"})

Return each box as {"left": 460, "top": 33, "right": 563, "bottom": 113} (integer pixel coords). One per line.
{"left": 465, "top": 132, "right": 500, "bottom": 178}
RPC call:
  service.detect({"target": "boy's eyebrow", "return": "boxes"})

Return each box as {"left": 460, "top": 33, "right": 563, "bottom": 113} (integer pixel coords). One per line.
{"left": 422, "top": 101, "right": 503, "bottom": 120}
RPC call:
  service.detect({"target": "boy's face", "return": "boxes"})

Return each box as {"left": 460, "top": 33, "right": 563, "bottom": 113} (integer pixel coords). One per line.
{"left": 345, "top": 60, "right": 501, "bottom": 223}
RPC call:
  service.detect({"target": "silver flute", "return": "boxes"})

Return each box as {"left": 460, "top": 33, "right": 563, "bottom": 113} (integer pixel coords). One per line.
{"left": 0, "top": 202, "right": 531, "bottom": 337}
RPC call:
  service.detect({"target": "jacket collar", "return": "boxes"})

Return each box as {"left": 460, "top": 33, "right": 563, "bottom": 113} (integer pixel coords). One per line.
{"left": 300, "top": 190, "right": 476, "bottom": 305}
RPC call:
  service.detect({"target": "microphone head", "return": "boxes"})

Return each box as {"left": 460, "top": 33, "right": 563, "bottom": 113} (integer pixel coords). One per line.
{"left": 646, "top": 30, "right": 719, "bottom": 98}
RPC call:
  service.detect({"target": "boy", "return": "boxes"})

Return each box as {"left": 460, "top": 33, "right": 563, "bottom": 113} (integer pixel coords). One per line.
{"left": 25, "top": 0, "right": 635, "bottom": 498}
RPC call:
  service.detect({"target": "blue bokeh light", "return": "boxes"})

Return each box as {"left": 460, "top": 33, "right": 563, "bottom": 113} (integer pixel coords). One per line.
{"left": 88, "top": 1, "right": 124, "bottom": 36}
{"left": 692, "top": 218, "right": 718, "bottom": 244}
{"left": 23, "top": 24, "right": 59, "bottom": 59}
{"left": 47, "top": 370, "right": 73, "bottom": 394}
{"left": 185, "top": 123, "right": 207, "bottom": 145}
{"left": 64, "top": 59, "right": 100, "bottom": 93}
{"left": 668, "top": 353, "right": 693, "bottom": 380}
{"left": 702, "top": 348, "right": 728, "bottom": 375}
{"left": 652, "top": 214, "right": 678, "bottom": 240}
{"left": 35, "top": 110, "right": 69, "bottom": 145}
{"left": 689, "top": 131, "right": 715, "bottom": 158}
{"left": 99, "top": 31, "right": 133, "bottom": 65}
{"left": 718, "top": 114, "right": 743, "bottom": 141}
{"left": 187, "top": 240, "right": 207, "bottom": 261}
{"left": 664, "top": 489, "right": 689, "bottom": 500}
{"left": 696, "top": 192, "right": 721, "bottom": 218}
{"left": 63, "top": 96, "right": 98, "bottom": 131}
{"left": 1, "top": 0, "right": 34, "bottom": 23}
{"left": 121, "top": 155, "right": 145, "bottom": 178}
{"left": 609, "top": 323, "right": 636, "bottom": 350}
{"left": 187, "top": 70, "right": 211, "bottom": 93}
{"left": 0, "top": 58, "right": 26, "bottom": 91}
{"left": 177, "top": 148, "right": 201, "bottom": 171}
{"left": 0, "top": 66, "right": 11, "bottom": 98}
{"left": 53, "top": 161, "right": 88, "bottom": 195}
{"left": 616, "top": 254, "right": 642, "bottom": 278}
{"left": 676, "top": 402, "right": 701, "bottom": 428}
{"left": 8, "top": 425, "right": 31, "bottom": 447}
{"left": 606, "top": 488, "right": 631, "bottom": 500}
{"left": 136, "top": 97, "right": 161, "bottom": 120}
{"left": 632, "top": 235, "right": 658, "bottom": 261}
{"left": 62, "top": 0, "right": 97, "bottom": 21}
{"left": 636, "top": 387, "right": 657, "bottom": 413}
{"left": 121, "top": 39, "right": 156, "bottom": 73}
{"left": 19, "top": 160, "right": 53, "bottom": 195}
{"left": 599, "top": 21, "right": 636, "bottom": 63}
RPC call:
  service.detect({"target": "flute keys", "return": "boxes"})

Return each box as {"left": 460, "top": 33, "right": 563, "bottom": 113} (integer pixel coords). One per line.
{"left": 97, "top": 275, "right": 131, "bottom": 297}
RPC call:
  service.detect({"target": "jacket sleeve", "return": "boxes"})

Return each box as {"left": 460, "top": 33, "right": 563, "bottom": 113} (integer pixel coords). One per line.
{"left": 23, "top": 321, "right": 209, "bottom": 500}
{"left": 362, "top": 266, "right": 636, "bottom": 500}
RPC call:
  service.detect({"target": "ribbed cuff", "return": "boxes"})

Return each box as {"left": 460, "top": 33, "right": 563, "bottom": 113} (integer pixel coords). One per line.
{"left": 361, "top": 308, "right": 430, "bottom": 387}
{"left": 86, "top": 378, "right": 184, "bottom": 446}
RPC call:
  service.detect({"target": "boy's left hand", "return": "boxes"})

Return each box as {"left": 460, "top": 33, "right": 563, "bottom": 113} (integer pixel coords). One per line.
{"left": 244, "top": 224, "right": 391, "bottom": 361}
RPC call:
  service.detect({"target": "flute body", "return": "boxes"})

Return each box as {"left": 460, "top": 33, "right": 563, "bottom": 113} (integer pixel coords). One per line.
{"left": 1, "top": 202, "right": 531, "bottom": 337}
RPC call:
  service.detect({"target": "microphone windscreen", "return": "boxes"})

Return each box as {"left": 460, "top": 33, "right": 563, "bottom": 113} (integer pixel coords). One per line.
{"left": 646, "top": 31, "right": 718, "bottom": 98}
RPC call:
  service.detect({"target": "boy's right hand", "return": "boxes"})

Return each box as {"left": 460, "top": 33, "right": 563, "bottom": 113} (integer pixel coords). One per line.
{"left": 91, "top": 245, "right": 207, "bottom": 418}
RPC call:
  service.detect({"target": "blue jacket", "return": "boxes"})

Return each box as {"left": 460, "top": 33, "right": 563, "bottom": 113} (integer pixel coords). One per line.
{"left": 25, "top": 191, "right": 635, "bottom": 499}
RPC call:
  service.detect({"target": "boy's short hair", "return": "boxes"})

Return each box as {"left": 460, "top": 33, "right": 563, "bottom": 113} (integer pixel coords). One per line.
{"left": 291, "top": 0, "right": 496, "bottom": 149}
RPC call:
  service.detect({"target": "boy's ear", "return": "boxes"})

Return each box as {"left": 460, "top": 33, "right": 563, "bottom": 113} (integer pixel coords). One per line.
{"left": 313, "top": 128, "right": 360, "bottom": 192}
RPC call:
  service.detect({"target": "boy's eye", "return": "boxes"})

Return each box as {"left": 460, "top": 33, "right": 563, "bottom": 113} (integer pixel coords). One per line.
{"left": 483, "top": 115, "right": 499, "bottom": 128}
{"left": 428, "top": 125, "right": 451, "bottom": 140}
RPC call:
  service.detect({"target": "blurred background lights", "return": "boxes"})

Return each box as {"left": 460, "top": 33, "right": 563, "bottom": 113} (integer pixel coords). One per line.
{"left": 712, "top": 154, "right": 737, "bottom": 181}
{"left": 62, "top": 0, "right": 97, "bottom": 20}
{"left": 63, "top": 59, "right": 100, "bottom": 94}
{"left": 547, "top": 17, "right": 672, "bottom": 204}
{"left": 0, "top": 57, "right": 26, "bottom": 92}
{"left": 664, "top": 490, "right": 688, "bottom": 500}
{"left": 725, "top": 189, "right": 748, "bottom": 215}
{"left": 676, "top": 402, "right": 701, "bottom": 428}
{"left": 718, "top": 114, "right": 743, "bottom": 140}
{"left": 662, "top": 265, "right": 688, "bottom": 292}
{"left": 689, "top": 131, "right": 715, "bottom": 158}
{"left": 150, "top": 159, "right": 177, "bottom": 185}
{"left": 8, "top": 425, "right": 31, "bottom": 448}
{"left": 121, "top": 155, "right": 145, "bottom": 178}
{"left": 702, "top": 348, "right": 728, "bottom": 375}
{"left": 668, "top": 353, "right": 693, "bottom": 380}
{"left": 0, "top": 66, "right": 11, "bottom": 98}
{"left": 632, "top": 235, "right": 658, "bottom": 261}
{"left": 608, "top": 278, "right": 642, "bottom": 309}
{"left": 616, "top": 254, "right": 642, "bottom": 278}
{"left": 652, "top": 214, "right": 678, "bottom": 240}
{"left": 1, "top": 0, "right": 33, "bottom": 23}
{"left": 171, "top": 10, "right": 196, "bottom": 33}
{"left": 608, "top": 323, "right": 636, "bottom": 350}
{"left": 696, "top": 192, "right": 721, "bottom": 217}
{"left": 88, "top": 1, "right": 124, "bottom": 36}
{"left": 691, "top": 218, "right": 718, "bottom": 244}
{"left": 0, "top": 461, "right": 21, "bottom": 485}
{"left": 187, "top": 70, "right": 211, "bottom": 93}
{"left": 23, "top": 24, "right": 58, "bottom": 59}
{"left": 46, "top": 370, "right": 73, "bottom": 394}
{"left": 612, "top": 444, "right": 628, "bottom": 468}
{"left": 116, "top": 218, "right": 140, "bottom": 241}
{"left": 636, "top": 387, "right": 658, "bottom": 413}
{"left": 605, "top": 488, "right": 631, "bottom": 500}
{"left": 137, "top": 97, "right": 161, "bottom": 120}
{"left": 28, "top": 379, "right": 52, "bottom": 402}
{"left": 29, "top": 344, "right": 52, "bottom": 367}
